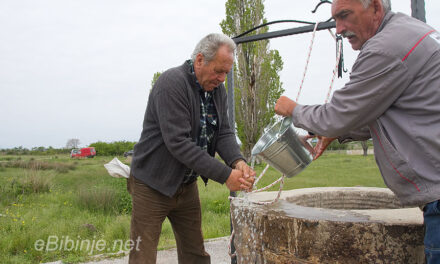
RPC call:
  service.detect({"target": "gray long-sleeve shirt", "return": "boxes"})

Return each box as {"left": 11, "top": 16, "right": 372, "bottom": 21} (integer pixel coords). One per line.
{"left": 293, "top": 12, "right": 440, "bottom": 206}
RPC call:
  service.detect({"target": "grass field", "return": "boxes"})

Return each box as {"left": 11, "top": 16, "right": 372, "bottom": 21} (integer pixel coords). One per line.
{"left": 0, "top": 153, "right": 385, "bottom": 263}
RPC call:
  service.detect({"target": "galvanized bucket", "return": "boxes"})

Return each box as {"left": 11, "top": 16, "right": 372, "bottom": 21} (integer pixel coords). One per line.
{"left": 251, "top": 117, "right": 314, "bottom": 178}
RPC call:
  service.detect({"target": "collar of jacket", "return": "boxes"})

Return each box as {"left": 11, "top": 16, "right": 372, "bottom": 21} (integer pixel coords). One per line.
{"left": 361, "top": 11, "right": 395, "bottom": 50}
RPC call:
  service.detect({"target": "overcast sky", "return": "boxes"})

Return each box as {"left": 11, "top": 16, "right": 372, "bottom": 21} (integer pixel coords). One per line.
{"left": 1, "top": 0, "right": 439, "bottom": 149}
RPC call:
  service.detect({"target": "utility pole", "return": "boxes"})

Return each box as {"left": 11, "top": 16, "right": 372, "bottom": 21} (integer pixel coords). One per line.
{"left": 227, "top": 67, "right": 237, "bottom": 264}
{"left": 227, "top": 68, "right": 235, "bottom": 131}
{"left": 411, "top": 0, "right": 426, "bottom": 22}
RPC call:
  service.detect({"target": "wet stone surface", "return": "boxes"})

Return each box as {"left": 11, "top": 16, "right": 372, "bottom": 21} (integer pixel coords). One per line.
{"left": 231, "top": 187, "right": 425, "bottom": 264}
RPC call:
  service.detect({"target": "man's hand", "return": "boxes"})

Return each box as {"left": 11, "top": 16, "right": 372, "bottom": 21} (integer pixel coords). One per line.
{"left": 234, "top": 160, "right": 256, "bottom": 191}
{"left": 225, "top": 168, "right": 255, "bottom": 192}
{"left": 313, "top": 136, "right": 337, "bottom": 160}
{"left": 275, "top": 96, "right": 297, "bottom": 117}
{"left": 234, "top": 160, "right": 256, "bottom": 179}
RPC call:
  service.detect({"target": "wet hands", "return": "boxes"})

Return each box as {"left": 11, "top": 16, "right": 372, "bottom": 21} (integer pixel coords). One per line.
{"left": 225, "top": 160, "right": 256, "bottom": 192}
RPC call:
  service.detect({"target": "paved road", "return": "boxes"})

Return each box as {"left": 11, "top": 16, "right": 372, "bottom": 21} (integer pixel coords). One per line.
{"left": 46, "top": 236, "right": 232, "bottom": 264}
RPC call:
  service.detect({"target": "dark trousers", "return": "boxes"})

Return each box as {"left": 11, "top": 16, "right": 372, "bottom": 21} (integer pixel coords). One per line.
{"left": 424, "top": 200, "right": 440, "bottom": 264}
{"left": 128, "top": 177, "right": 210, "bottom": 264}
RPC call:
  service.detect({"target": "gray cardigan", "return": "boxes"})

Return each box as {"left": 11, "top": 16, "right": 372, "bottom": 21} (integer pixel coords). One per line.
{"left": 131, "top": 61, "right": 243, "bottom": 197}
{"left": 293, "top": 12, "right": 440, "bottom": 206}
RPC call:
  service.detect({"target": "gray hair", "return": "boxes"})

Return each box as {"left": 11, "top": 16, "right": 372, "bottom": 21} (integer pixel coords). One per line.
{"left": 191, "top": 33, "right": 236, "bottom": 63}
{"left": 359, "top": 0, "right": 391, "bottom": 12}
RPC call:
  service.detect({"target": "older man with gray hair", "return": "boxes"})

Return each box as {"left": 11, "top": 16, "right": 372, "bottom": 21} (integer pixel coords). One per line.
{"left": 275, "top": 0, "right": 440, "bottom": 262}
{"left": 129, "top": 33, "right": 255, "bottom": 263}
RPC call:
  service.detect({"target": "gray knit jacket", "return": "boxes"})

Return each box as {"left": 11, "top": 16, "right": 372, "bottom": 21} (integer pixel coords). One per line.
{"left": 131, "top": 61, "right": 243, "bottom": 197}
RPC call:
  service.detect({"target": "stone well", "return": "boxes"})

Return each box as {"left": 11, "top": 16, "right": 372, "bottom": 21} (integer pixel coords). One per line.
{"left": 230, "top": 187, "right": 424, "bottom": 264}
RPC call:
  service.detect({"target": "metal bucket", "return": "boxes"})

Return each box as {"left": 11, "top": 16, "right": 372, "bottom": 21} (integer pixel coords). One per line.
{"left": 251, "top": 117, "right": 314, "bottom": 178}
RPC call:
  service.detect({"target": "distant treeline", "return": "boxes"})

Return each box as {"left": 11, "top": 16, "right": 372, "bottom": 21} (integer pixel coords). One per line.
{"left": 0, "top": 146, "right": 71, "bottom": 156}
{"left": 326, "top": 140, "right": 349, "bottom": 150}
{"left": 1, "top": 141, "right": 137, "bottom": 156}
{"left": 89, "top": 141, "right": 136, "bottom": 156}
{"left": 325, "top": 139, "right": 373, "bottom": 150}
{"left": 1, "top": 140, "right": 370, "bottom": 156}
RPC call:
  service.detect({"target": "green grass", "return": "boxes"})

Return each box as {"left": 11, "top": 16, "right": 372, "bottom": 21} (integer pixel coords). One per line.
{"left": 255, "top": 153, "right": 386, "bottom": 191}
{"left": 0, "top": 153, "right": 384, "bottom": 263}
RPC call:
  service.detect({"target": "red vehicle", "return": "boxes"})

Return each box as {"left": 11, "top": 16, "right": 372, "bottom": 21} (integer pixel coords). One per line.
{"left": 70, "top": 147, "right": 96, "bottom": 158}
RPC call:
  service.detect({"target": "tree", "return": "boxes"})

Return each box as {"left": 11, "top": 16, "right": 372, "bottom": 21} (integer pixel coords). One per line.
{"left": 361, "top": 141, "right": 369, "bottom": 156}
{"left": 220, "top": 0, "right": 284, "bottom": 159}
{"left": 66, "top": 138, "right": 80, "bottom": 149}
{"left": 89, "top": 141, "right": 136, "bottom": 156}
{"left": 151, "top": 72, "right": 162, "bottom": 91}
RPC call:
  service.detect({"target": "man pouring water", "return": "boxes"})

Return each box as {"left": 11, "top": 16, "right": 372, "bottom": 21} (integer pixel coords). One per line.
{"left": 274, "top": 0, "right": 440, "bottom": 262}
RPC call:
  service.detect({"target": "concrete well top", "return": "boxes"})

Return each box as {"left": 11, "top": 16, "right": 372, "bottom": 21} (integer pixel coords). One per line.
{"left": 234, "top": 187, "right": 423, "bottom": 225}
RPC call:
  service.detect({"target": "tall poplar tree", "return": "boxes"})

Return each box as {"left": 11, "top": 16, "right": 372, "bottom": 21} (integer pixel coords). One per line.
{"left": 220, "top": 0, "right": 284, "bottom": 159}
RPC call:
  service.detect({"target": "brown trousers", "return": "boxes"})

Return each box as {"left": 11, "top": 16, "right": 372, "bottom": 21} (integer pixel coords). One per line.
{"left": 128, "top": 176, "right": 210, "bottom": 264}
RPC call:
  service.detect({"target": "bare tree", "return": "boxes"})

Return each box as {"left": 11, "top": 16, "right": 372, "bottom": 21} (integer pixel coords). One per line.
{"left": 66, "top": 138, "right": 80, "bottom": 149}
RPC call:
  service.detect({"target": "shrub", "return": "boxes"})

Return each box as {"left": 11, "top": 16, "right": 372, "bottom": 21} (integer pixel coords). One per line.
{"left": 23, "top": 170, "right": 52, "bottom": 193}
{"left": 89, "top": 141, "right": 136, "bottom": 156}
{"left": 1, "top": 160, "right": 76, "bottom": 173}
{"left": 77, "top": 188, "right": 119, "bottom": 214}
{"left": 0, "top": 169, "right": 52, "bottom": 205}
